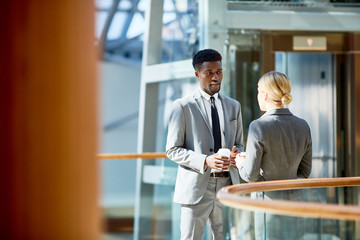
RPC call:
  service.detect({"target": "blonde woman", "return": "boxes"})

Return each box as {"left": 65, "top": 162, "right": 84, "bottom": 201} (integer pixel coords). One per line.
{"left": 236, "top": 71, "right": 312, "bottom": 239}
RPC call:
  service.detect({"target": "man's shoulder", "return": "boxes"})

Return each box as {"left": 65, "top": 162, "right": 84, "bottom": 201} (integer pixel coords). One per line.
{"left": 173, "top": 91, "right": 197, "bottom": 106}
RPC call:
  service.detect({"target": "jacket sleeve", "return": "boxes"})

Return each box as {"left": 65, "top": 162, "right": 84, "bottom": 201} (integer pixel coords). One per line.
{"left": 238, "top": 121, "right": 263, "bottom": 182}
{"left": 235, "top": 102, "right": 244, "bottom": 152}
{"left": 165, "top": 100, "right": 207, "bottom": 174}
{"left": 297, "top": 125, "right": 312, "bottom": 178}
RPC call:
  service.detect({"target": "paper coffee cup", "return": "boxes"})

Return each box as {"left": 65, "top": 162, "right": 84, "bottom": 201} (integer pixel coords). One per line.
{"left": 216, "top": 148, "right": 230, "bottom": 171}
{"left": 217, "top": 148, "right": 231, "bottom": 158}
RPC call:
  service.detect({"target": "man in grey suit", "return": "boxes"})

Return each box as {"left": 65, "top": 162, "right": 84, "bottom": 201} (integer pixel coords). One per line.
{"left": 166, "top": 49, "right": 244, "bottom": 240}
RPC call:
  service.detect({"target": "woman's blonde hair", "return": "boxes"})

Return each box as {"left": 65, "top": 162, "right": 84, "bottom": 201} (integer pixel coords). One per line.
{"left": 258, "top": 71, "right": 292, "bottom": 105}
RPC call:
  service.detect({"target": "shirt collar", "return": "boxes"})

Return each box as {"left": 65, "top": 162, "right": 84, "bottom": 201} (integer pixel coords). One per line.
{"left": 199, "top": 87, "right": 219, "bottom": 101}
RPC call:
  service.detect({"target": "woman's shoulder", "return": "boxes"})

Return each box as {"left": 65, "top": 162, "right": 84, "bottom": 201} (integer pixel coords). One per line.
{"left": 289, "top": 112, "right": 310, "bottom": 125}
{"left": 249, "top": 117, "right": 267, "bottom": 132}
{"left": 250, "top": 113, "right": 274, "bottom": 126}
{"left": 291, "top": 114, "right": 311, "bottom": 132}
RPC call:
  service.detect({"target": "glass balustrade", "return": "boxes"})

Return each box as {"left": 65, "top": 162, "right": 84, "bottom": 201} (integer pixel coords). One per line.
{"left": 219, "top": 178, "right": 360, "bottom": 240}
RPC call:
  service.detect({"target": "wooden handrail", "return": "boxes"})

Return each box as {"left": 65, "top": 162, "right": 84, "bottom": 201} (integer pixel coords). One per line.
{"left": 97, "top": 152, "right": 167, "bottom": 160}
{"left": 217, "top": 177, "right": 360, "bottom": 221}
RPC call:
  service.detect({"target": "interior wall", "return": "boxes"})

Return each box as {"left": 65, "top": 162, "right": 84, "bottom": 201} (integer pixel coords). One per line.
{"left": 100, "top": 61, "right": 141, "bottom": 208}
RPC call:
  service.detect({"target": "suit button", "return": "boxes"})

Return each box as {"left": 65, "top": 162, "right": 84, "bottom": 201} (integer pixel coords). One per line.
{"left": 210, "top": 148, "right": 213, "bottom": 152}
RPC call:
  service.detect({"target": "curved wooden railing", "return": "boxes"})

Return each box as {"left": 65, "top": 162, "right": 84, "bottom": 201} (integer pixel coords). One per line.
{"left": 97, "top": 152, "right": 167, "bottom": 160}
{"left": 217, "top": 177, "right": 360, "bottom": 221}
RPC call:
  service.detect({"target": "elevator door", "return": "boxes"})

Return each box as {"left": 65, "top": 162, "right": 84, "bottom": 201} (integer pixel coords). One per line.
{"left": 276, "top": 53, "right": 336, "bottom": 178}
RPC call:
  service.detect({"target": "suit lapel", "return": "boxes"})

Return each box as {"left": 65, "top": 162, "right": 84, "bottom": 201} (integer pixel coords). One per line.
{"left": 219, "top": 94, "right": 229, "bottom": 147}
{"left": 193, "top": 89, "right": 212, "bottom": 132}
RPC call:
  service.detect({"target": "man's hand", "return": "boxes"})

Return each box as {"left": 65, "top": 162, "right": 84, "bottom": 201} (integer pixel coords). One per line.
{"left": 205, "top": 154, "right": 230, "bottom": 171}
{"left": 230, "top": 146, "right": 239, "bottom": 167}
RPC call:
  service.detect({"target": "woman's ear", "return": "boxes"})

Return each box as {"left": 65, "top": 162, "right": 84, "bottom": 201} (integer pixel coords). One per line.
{"left": 263, "top": 91, "right": 269, "bottom": 102}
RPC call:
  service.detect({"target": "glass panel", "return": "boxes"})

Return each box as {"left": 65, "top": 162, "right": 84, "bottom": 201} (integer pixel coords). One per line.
{"left": 137, "top": 0, "right": 148, "bottom": 12}
{"left": 101, "top": 159, "right": 136, "bottom": 240}
{"left": 161, "top": 0, "right": 199, "bottom": 63}
{"left": 223, "top": 186, "right": 360, "bottom": 240}
{"left": 164, "top": 0, "right": 176, "bottom": 11}
{"left": 135, "top": 77, "right": 212, "bottom": 240}
{"left": 96, "top": 0, "right": 199, "bottom": 63}
{"left": 95, "top": 11, "right": 109, "bottom": 39}
{"left": 108, "top": 12, "right": 127, "bottom": 40}
{"left": 228, "top": 34, "right": 337, "bottom": 178}
{"left": 227, "top": 31, "right": 261, "bottom": 141}
{"left": 126, "top": 12, "right": 145, "bottom": 39}
{"left": 119, "top": 0, "right": 132, "bottom": 10}
{"left": 226, "top": 0, "right": 360, "bottom": 8}
{"left": 96, "top": 0, "right": 113, "bottom": 9}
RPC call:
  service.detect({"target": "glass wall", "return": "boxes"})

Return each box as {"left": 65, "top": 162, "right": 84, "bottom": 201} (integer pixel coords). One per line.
{"left": 226, "top": 0, "right": 360, "bottom": 8}
{"left": 135, "top": 78, "right": 206, "bottom": 240}
{"left": 227, "top": 31, "right": 339, "bottom": 178}
{"left": 227, "top": 31, "right": 261, "bottom": 141}
{"left": 161, "top": 0, "right": 199, "bottom": 62}
{"left": 152, "top": 79, "right": 198, "bottom": 239}
{"left": 95, "top": 0, "right": 199, "bottom": 64}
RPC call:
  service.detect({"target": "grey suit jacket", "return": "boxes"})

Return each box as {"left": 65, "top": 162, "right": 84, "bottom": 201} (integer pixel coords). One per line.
{"left": 239, "top": 108, "right": 312, "bottom": 183}
{"left": 166, "top": 89, "right": 244, "bottom": 205}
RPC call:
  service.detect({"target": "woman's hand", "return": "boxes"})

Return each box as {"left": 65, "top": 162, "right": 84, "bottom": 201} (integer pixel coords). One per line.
{"left": 235, "top": 152, "right": 246, "bottom": 169}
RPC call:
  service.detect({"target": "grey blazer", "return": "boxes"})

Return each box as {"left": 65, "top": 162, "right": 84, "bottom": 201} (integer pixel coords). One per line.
{"left": 239, "top": 108, "right": 312, "bottom": 183}
{"left": 166, "top": 89, "right": 244, "bottom": 205}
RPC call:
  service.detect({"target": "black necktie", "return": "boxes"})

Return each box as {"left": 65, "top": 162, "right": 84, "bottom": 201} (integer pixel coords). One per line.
{"left": 210, "top": 96, "right": 221, "bottom": 153}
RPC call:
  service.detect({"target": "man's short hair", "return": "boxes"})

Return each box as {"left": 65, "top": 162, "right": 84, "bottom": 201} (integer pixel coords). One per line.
{"left": 192, "top": 49, "right": 222, "bottom": 71}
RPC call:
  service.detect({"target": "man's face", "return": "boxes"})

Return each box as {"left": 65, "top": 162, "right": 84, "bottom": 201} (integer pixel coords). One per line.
{"left": 195, "top": 61, "right": 223, "bottom": 95}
